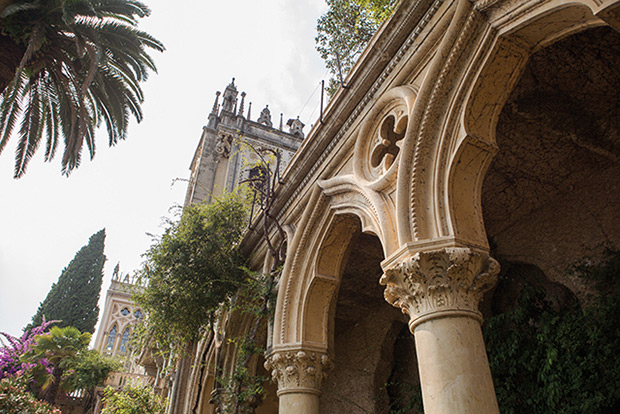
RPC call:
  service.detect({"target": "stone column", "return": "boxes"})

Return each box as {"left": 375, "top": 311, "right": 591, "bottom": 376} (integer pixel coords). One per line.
{"left": 380, "top": 247, "right": 500, "bottom": 414}
{"left": 264, "top": 349, "right": 331, "bottom": 414}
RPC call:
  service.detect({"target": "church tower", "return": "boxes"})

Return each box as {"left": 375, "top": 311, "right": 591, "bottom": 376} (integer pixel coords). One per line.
{"left": 92, "top": 265, "right": 143, "bottom": 357}
{"left": 184, "top": 78, "right": 305, "bottom": 206}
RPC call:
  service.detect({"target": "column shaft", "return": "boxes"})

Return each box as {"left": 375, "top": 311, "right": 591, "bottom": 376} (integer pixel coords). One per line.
{"left": 381, "top": 247, "right": 500, "bottom": 414}
{"left": 278, "top": 393, "right": 320, "bottom": 414}
{"left": 414, "top": 316, "right": 498, "bottom": 413}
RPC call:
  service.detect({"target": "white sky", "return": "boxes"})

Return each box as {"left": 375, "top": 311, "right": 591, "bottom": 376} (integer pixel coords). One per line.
{"left": 0, "top": 0, "right": 329, "bottom": 338}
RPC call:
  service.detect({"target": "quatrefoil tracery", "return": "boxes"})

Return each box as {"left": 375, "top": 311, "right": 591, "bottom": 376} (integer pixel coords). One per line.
{"left": 370, "top": 112, "right": 408, "bottom": 173}
{"left": 354, "top": 85, "right": 417, "bottom": 186}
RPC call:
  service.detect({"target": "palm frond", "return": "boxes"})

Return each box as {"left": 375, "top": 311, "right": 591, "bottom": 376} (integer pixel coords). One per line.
{"left": 0, "top": 0, "right": 163, "bottom": 177}
{"left": 0, "top": 72, "right": 26, "bottom": 155}
{"left": 14, "top": 78, "right": 44, "bottom": 177}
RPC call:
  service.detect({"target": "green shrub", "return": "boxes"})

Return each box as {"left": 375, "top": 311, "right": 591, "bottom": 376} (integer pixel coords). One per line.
{"left": 484, "top": 249, "right": 620, "bottom": 413}
{"left": 0, "top": 376, "right": 61, "bottom": 414}
{"left": 101, "top": 384, "right": 166, "bottom": 414}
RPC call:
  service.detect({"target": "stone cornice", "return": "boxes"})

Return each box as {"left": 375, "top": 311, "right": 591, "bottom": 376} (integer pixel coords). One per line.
{"left": 380, "top": 247, "right": 499, "bottom": 330}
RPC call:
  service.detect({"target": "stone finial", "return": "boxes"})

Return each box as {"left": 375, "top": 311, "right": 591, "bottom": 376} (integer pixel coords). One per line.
{"left": 380, "top": 247, "right": 499, "bottom": 330}
{"left": 287, "top": 117, "right": 305, "bottom": 138}
{"left": 257, "top": 105, "right": 272, "bottom": 127}
{"left": 211, "top": 91, "right": 221, "bottom": 115}
{"left": 279, "top": 113, "right": 283, "bottom": 131}
{"left": 264, "top": 349, "right": 332, "bottom": 396}
{"left": 112, "top": 262, "right": 120, "bottom": 281}
{"left": 221, "top": 78, "right": 238, "bottom": 113}
{"left": 238, "top": 92, "right": 246, "bottom": 117}
{"left": 247, "top": 102, "right": 252, "bottom": 120}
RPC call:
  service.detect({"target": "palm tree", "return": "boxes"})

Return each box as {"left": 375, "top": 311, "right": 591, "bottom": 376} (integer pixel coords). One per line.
{"left": 22, "top": 325, "right": 91, "bottom": 404}
{"left": 0, "top": 0, "right": 164, "bottom": 177}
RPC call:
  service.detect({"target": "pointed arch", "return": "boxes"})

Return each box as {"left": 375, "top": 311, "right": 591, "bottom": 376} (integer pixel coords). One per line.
{"left": 105, "top": 325, "right": 117, "bottom": 352}
{"left": 273, "top": 177, "right": 393, "bottom": 351}
{"left": 394, "top": 0, "right": 617, "bottom": 248}
{"left": 119, "top": 327, "right": 130, "bottom": 353}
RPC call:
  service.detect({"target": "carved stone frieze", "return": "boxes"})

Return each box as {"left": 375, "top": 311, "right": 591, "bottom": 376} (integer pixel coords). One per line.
{"left": 264, "top": 349, "right": 332, "bottom": 396}
{"left": 380, "top": 248, "right": 499, "bottom": 329}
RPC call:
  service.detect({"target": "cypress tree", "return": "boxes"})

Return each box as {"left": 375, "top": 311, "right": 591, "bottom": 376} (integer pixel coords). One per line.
{"left": 30, "top": 230, "right": 106, "bottom": 334}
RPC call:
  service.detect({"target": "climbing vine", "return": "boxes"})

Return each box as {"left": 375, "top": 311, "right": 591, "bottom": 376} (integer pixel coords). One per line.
{"left": 217, "top": 144, "right": 287, "bottom": 414}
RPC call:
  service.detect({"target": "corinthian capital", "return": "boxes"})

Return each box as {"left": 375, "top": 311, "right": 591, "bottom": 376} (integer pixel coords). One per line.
{"left": 380, "top": 247, "right": 499, "bottom": 329}
{"left": 264, "top": 349, "right": 331, "bottom": 396}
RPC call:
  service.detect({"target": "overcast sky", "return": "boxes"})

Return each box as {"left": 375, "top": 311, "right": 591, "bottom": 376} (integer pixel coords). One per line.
{"left": 0, "top": 0, "right": 329, "bottom": 338}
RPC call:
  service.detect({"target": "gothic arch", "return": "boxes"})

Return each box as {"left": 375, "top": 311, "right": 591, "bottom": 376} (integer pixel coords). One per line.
{"left": 395, "top": 0, "right": 618, "bottom": 249}
{"left": 273, "top": 180, "right": 392, "bottom": 351}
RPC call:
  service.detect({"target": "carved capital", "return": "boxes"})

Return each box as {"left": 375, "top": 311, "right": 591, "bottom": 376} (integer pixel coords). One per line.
{"left": 264, "top": 349, "right": 332, "bottom": 396}
{"left": 380, "top": 248, "right": 499, "bottom": 329}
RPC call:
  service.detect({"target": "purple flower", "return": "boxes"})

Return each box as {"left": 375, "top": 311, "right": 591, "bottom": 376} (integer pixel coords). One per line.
{"left": 0, "top": 320, "right": 58, "bottom": 379}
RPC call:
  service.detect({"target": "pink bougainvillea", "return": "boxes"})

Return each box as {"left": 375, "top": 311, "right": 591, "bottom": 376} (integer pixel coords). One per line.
{"left": 0, "top": 320, "right": 57, "bottom": 379}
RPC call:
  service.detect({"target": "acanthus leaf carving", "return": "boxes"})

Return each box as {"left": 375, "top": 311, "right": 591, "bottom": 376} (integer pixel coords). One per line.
{"left": 380, "top": 247, "right": 499, "bottom": 330}
{"left": 264, "top": 349, "right": 332, "bottom": 396}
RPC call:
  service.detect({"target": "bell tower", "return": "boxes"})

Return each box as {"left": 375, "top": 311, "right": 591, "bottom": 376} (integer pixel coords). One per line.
{"left": 184, "top": 78, "right": 306, "bottom": 206}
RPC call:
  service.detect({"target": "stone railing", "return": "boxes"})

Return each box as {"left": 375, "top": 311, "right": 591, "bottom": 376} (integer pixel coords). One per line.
{"left": 104, "top": 371, "right": 156, "bottom": 389}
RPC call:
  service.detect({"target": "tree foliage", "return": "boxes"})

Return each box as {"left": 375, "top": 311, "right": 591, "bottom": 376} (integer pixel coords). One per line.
{"left": 22, "top": 326, "right": 92, "bottom": 403}
{"left": 133, "top": 191, "right": 249, "bottom": 351}
{"left": 62, "top": 349, "right": 119, "bottom": 393}
{"left": 101, "top": 384, "right": 166, "bottom": 414}
{"left": 30, "top": 229, "right": 106, "bottom": 334}
{"left": 0, "top": 0, "right": 164, "bottom": 177}
{"left": 2, "top": 323, "right": 116, "bottom": 409}
{"left": 316, "top": 0, "right": 395, "bottom": 96}
{"left": 484, "top": 248, "right": 620, "bottom": 413}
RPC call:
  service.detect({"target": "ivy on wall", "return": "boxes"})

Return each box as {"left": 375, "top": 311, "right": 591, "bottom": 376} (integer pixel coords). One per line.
{"left": 484, "top": 248, "right": 620, "bottom": 414}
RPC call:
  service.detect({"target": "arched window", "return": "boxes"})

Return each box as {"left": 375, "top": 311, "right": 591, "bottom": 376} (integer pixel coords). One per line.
{"left": 134, "top": 309, "right": 142, "bottom": 319}
{"left": 120, "top": 308, "right": 130, "bottom": 316}
{"left": 119, "top": 327, "right": 130, "bottom": 353}
{"left": 105, "top": 325, "right": 117, "bottom": 351}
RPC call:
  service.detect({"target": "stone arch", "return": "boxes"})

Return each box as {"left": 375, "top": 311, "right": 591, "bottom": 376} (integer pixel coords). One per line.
{"left": 396, "top": 0, "right": 618, "bottom": 248}
{"left": 482, "top": 23, "right": 620, "bottom": 293}
{"left": 273, "top": 180, "right": 392, "bottom": 350}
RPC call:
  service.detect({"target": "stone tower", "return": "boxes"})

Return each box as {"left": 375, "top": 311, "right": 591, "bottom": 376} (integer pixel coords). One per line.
{"left": 184, "top": 78, "right": 305, "bottom": 206}
{"left": 92, "top": 266, "right": 143, "bottom": 357}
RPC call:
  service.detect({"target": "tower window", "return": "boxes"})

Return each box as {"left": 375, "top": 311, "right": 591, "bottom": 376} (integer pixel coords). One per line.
{"left": 119, "top": 328, "right": 130, "bottom": 353}
{"left": 105, "top": 325, "right": 117, "bottom": 351}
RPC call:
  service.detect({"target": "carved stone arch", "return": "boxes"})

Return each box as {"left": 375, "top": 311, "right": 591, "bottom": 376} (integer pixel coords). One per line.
{"left": 450, "top": 1, "right": 616, "bottom": 247}
{"left": 396, "top": 0, "right": 618, "bottom": 247}
{"left": 318, "top": 175, "right": 398, "bottom": 254}
{"left": 273, "top": 181, "right": 391, "bottom": 350}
